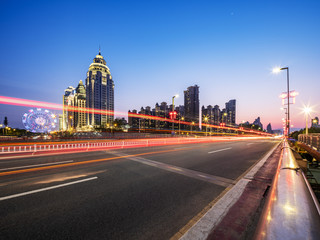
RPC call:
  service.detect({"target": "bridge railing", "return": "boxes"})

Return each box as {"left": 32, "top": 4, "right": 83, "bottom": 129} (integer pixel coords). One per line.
{"left": 0, "top": 136, "right": 271, "bottom": 155}
{"left": 0, "top": 137, "right": 224, "bottom": 154}
{"left": 298, "top": 133, "right": 320, "bottom": 152}
{"left": 254, "top": 140, "right": 320, "bottom": 239}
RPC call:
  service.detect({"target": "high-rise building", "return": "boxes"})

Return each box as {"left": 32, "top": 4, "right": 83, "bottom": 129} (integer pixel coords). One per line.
{"left": 58, "top": 114, "right": 63, "bottom": 131}
{"left": 202, "top": 105, "right": 214, "bottom": 125}
{"left": 86, "top": 50, "right": 114, "bottom": 128}
{"left": 74, "top": 80, "right": 86, "bottom": 129}
{"left": 213, "top": 105, "right": 220, "bottom": 125}
{"left": 253, "top": 117, "right": 263, "bottom": 129}
{"left": 62, "top": 86, "right": 75, "bottom": 130}
{"left": 225, "top": 99, "right": 236, "bottom": 126}
{"left": 266, "top": 123, "right": 273, "bottom": 134}
{"left": 184, "top": 85, "right": 200, "bottom": 127}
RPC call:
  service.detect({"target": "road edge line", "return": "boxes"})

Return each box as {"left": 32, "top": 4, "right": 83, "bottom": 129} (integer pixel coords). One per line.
{"left": 175, "top": 141, "right": 281, "bottom": 240}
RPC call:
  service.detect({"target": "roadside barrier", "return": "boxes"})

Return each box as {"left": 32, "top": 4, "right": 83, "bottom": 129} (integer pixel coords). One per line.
{"left": 298, "top": 133, "right": 320, "bottom": 152}
{"left": 254, "top": 140, "right": 320, "bottom": 239}
{"left": 0, "top": 138, "right": 208, "bottom": 154}
{"left": 0, "top": 136, "right": 272, "bottom": 155}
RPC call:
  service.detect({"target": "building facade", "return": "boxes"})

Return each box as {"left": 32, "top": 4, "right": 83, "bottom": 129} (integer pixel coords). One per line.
{"left": 225, "top": 99, "right": 236, "bottom": 126}
{"left": 184, "top": 85, "right": 200, "bottom": 128}
{"left": 86, "top": 51, "right": 114, "bottom": 128}
{"left": 62, "top": 86, "right": 75, "bottom": 130}
{"left": 74, "top": 80, "right": 86, "bottom": 129}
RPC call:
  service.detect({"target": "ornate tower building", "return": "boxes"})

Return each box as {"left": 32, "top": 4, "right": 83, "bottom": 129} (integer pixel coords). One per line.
{"left": 86, "top": 50, "right": 114, "bottom": 128}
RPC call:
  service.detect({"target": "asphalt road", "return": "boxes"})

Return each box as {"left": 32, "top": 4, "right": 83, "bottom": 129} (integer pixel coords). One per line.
{"left": 0, "top": 138, "right": 279, "bottom": 240}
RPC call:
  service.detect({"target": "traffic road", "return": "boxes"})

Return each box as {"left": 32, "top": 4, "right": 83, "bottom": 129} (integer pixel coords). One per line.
{"left": 0, "top": 138, "right": 279, "bottom": 240}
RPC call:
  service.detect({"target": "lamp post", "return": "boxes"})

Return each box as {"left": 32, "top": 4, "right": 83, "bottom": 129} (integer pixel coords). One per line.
{"left": 304, "top": 107, "right": 311, "bottom": 135}
{"left": 191, "top": 121, "right": 195, "bottom": 134}
{"left": 281, "top": 107, "right": 288, "bottom": 135}
{"left": 273, "top": 67, "right": 290, "bottom": 137}
{"left": 179, "top": 116, "right": 184, "bottom": 135}
{"left": 203, "top": 116, "right": 208, "bottom": 136}
{"left": 172, "top": 95, "right": 179, "bottom": 134}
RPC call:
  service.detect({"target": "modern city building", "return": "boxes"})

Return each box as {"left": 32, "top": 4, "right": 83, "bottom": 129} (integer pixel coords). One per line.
{"left": 62, "top": 86, "right": 75, "bottom": 130}
{"left": 128, "top": 101, "right": 188, "bottom": 131}
{"left": 253, "top": 117, "right": 263, "bottom": 129}
{"left": 62, "top": 80, "right": 87, "bottom": 131}
{"left": 266, "top": 123, "right": 273, "bottom": 134}
{"left": 86, "top": 50, "right": 114, "bottom": 128}
{"left": 184, "top": 85, "right": 200, "bottom": 128}
{"left": 74, "top": 80, "right": 86, "bottom": 130}
{"left": 202, "top": 99, "right": 236, "bottom": 127}
{"left": 213, "top": 105, "right": 220, "bottom": 125}
{"left": 225, "top": 99, "right": 236, "bottom": 126}
{"left": 58, "top": 114, "right": 63, "bottom": 131}
{"left": 202, "top": 105, "right": 214, "bottom": 125}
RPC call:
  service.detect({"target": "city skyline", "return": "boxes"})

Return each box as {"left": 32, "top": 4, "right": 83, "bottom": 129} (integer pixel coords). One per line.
{"left": 0, "top": 0, "right": 319, "bottom": 130}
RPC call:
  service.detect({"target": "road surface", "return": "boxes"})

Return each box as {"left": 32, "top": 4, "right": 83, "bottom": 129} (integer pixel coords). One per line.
{"left": 0, "top": 138, "right": 279, "bottom": 240}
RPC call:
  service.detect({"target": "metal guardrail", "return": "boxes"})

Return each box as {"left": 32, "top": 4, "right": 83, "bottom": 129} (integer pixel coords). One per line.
{"left": 0, "top": 137, "right": 224, "bottom": 154}
{"left": 0, "top": 136, "right": 272, "bottom": 154}
{"left": 254, "top": 140, "right": 320, "bottom": 239}
{"left": 298, "top": 133, "right": 320, "bottom": 152}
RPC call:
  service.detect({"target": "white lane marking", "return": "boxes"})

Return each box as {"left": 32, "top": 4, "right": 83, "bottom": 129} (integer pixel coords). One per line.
{"left": 0, "top": 177, "right": 98, "bottom": 201}
{"left": 0, "top": 160, "right": 74, "bottom": 171}
{"left": 110, "top": 152, "right": 234, "bottom": 187}
{"left": 247, "top": 143, "right": 254, "bottom": 145}
{"left": 208, "top": 147, "right": 232, "bottom": 154}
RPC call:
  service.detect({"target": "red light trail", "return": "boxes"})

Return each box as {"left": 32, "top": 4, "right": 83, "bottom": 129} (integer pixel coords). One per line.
{"left": 0, "top": 95, "right": 272, "bottom": 136}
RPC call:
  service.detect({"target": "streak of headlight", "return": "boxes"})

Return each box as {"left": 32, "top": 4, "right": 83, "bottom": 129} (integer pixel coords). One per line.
{"left": 0, "top": 95, "right": 272, "bottom": 136}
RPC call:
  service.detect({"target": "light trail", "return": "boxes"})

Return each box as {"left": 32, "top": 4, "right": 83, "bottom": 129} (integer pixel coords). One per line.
{"left": 0, "top": 95, "right": 272, "bottom": 136}
{"left": 0, "top": 148, "right": 186, "bottom": 177}
{"left": 0, "top": 160, "right": 74, "bottom": 171}
{"left": 0, "top": 136, "right": 275, "bottom": 176}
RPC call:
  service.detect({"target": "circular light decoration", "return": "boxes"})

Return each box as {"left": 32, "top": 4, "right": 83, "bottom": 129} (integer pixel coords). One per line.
{"left": 22, "top": 108, "right": 57, "bottom": 133}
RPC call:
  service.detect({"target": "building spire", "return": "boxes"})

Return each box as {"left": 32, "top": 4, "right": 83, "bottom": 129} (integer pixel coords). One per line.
{"left": 99, "top": 45, "right": 101, "bottom": 55}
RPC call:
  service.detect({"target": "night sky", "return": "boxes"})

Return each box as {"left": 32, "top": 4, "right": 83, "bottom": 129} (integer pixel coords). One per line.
{"left": 0, "top": 0, "right": 319, "bottom": 130}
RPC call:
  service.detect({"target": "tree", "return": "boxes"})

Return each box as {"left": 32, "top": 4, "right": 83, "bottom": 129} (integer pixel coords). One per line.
{"left": 3, "top": 116, "right": 8, "bottom": 127}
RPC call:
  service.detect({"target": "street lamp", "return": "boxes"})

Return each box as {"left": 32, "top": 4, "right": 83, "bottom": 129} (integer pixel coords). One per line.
{"left": 304, "top": 107, "right": 312, "bottom": 135}
{"left": 179, "top": 116, "right": 184, "bottom": 135}
{"left": 203, "top": 116, "right": 208, "bottom": 136}
{"left": 172, "top": 94, "right": 179, "bottom": 134}
{"left": 273, "top": 67, "right": 290, "bottom": 137}
{"left": 280, "top": 107, "right": 288, "bottom": 135}
{"left": 191, "top": 121, "right": 195, "bottom": 134}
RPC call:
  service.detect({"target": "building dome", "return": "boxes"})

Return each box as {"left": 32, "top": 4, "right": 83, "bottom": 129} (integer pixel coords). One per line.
{"left": 92, "top": 50, "right": 107, "bottom": 65}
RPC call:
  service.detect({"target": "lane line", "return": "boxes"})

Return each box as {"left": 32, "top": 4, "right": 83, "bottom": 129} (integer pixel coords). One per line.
{"left": 110, "top": 152, "right": 235, "bottom": 187}
{"left": 247, "top": 143, "right": 254, "bottom": 145}
{"left": 0, "top": 177, "right": 98, "bottom": 201}
{"left": 208, "top": 147, "right": 232, "bottom": 154}
{"left": 0, "top": 160, "right": 74, "bottom": 172}
{"left": 174, "top": 147, "right": 190, "bottom": 150}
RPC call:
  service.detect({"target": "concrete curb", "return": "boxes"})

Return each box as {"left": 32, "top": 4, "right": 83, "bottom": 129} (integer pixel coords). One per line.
{"left": 179, "top": 142, "right": 281, "bottom": 240}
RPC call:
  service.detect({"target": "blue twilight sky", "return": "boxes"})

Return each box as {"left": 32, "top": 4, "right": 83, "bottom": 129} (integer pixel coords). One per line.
{"left": 0, "top": 0, "right": 319, "bottom": 130}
